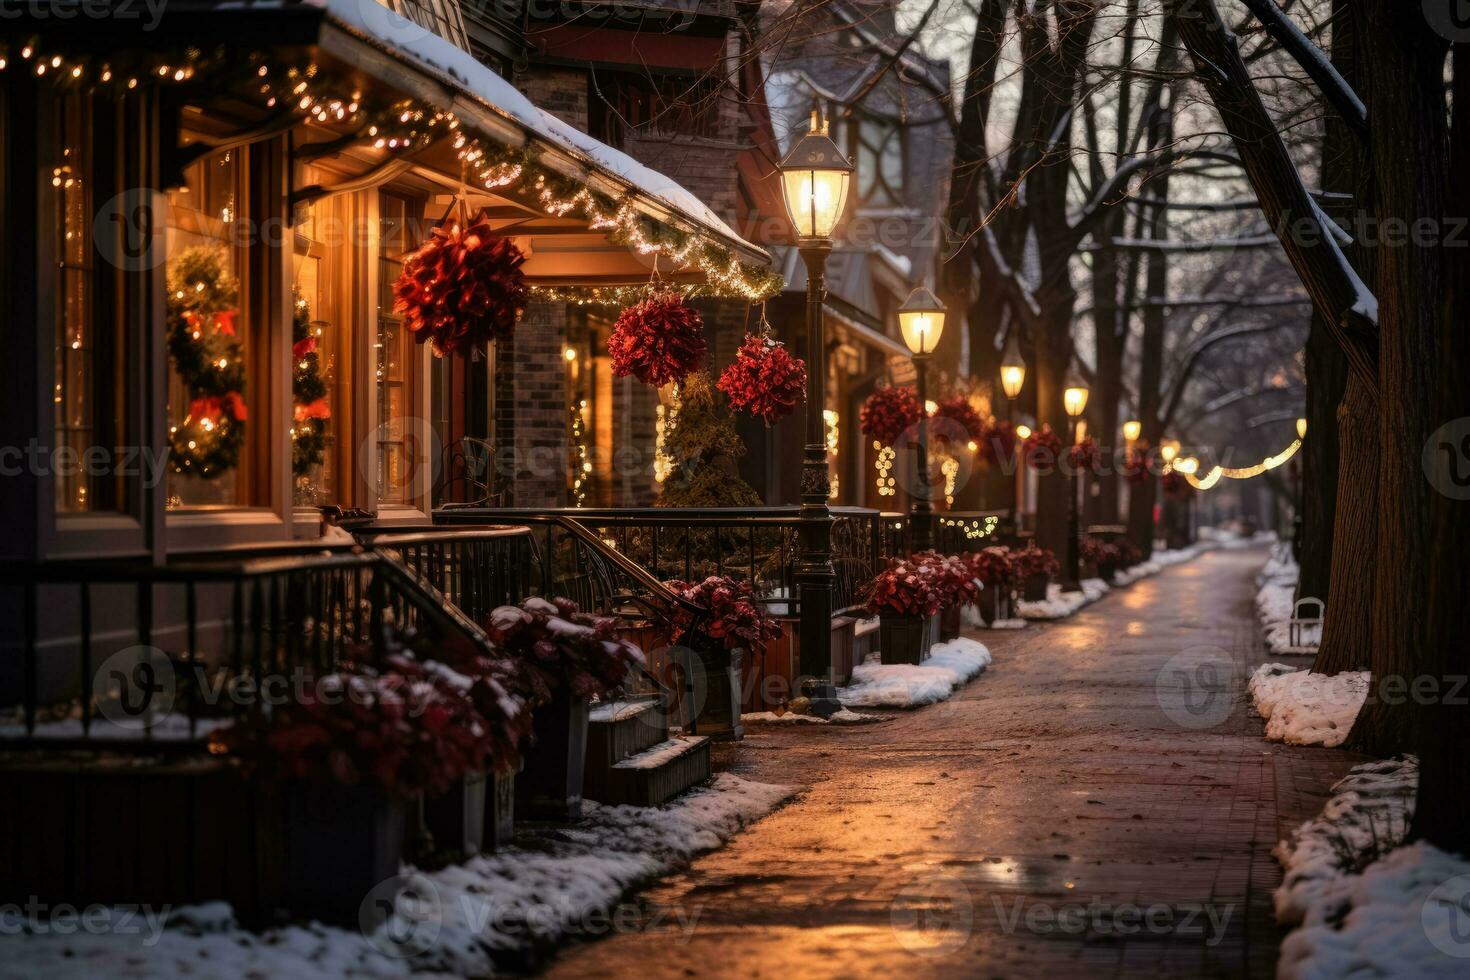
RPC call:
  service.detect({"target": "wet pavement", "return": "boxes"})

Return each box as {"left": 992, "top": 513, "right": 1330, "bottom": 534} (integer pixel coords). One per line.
{"left": 544, "top": 546, "right": 1360, "bottom": 979}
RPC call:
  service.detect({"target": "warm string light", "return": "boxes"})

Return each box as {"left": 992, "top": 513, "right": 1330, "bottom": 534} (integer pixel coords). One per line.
{"left": 940, "top": 515, "right": 1000, "bottom": 540}
{"left": 1183, "top": 439, "right": 1302, "bottom": 490}
{"left": 654, "top": 398, "right": 678, "bottom": 484}
{"left": 941, "top": 454, "right": 959, "bottom": 506}
{"left": 568, "top": 398, "right": 590, "bottom": 506}
{"left": 874, "top": 440, "right": 897, "bottom": 497}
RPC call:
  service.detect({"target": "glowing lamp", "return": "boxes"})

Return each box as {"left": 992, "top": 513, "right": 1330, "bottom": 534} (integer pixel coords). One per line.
{"left": 779, "top": 110, "right": 853, "bottom": 243}
{"left": 999, "top": 333, "right": 1026, "bottom": 399}
{"left": 1016, "top": 424, "right": 1032, "bottom": 441}
{"left": 1161, "top": 439, "right": 1180, "bottom": 464}
{"left": 1296, "top": 417, "right": 1307, "bottom": 439}
{"left": 1123, "top": 419, "right": 1141, "bottom": 443}
{"left": 898, "top": 285, "right": 946, "bottom": 356}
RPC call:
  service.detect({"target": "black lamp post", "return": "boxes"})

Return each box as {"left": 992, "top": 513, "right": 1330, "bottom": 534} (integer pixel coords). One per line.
{"left": 779, "top": 110, "right": 852, "bottom": 714}
{"left": 1062, "top": 367, "right": 1089, "bottom": 593}
{"left": 999, "top": 332, "right": 1026, "bottom": 536}
{"left": 898, "top": 285, "right": 946, "bottom": 553}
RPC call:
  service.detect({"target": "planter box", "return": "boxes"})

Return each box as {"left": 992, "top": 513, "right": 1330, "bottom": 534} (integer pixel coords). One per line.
{"left": 879, "top": 613, "right": 932, "bottom": 665}
{"left": 1023, "top": 573, "right": 1049, "bottom": 602}
{"left": 283, "top": 783, "right": 405, "bottom": 928}
{"left": 940, "top": 605, "right": 962, "bottom": 641}
{"left": 424, "top": 768, "right": 517, "bottom": 857}
{"left": 1098, "top": 559, "right": 1120, "bottom": 583}
{"left": 975, "top": 585, "right": 1001, "bottom": 625}
{"left": 694, "top": 645, "right": 744, "bottom": 741}
{"left": 517, "top": 695, "right": 589, "bottom": 822}
{"left": 484, "top": 769, "right": 515, "bottom": 850}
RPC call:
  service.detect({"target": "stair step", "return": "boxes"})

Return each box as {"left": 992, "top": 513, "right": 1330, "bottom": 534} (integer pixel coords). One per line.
{"left": 586, "top": 696, "right": 666, "bottom": 770}
{"left": 593, "top": 735, "right": 711, "bottom": 808}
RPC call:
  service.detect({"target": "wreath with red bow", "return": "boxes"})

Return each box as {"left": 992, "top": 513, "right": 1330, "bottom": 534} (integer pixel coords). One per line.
{"left": 609, "top": 292, "right": 708, "bottom": 387}
{"left": 166, "top": 246, "right": 246, "bottom": 479}
{"left": 392, "top": 215, "right": 528, "bottom": 358}
{"left": 717, "top": 332, "right": 806, "bottom": 425}
{"left": 859, "top": 385, "right": 922, "bottom": 446}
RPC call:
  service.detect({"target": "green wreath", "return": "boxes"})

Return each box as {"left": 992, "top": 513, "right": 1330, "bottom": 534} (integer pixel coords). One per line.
{"left": 166, "top": 246, "right": 246, "bottom": 479}
{"left": 291, "top": 292, "right": 331, "bottom": 479}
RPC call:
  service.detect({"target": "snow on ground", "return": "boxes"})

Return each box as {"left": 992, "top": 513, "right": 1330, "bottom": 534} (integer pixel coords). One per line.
{"left": 1015, "top": 578, "right": 1110, "bottom": 619}
{"left": 837, "top": 637, "right": 991, "bottom": 709}
{"left": 961, "top": 605, "right": 1027, "bottom": 630}
{"left": 5, "top": 773, "right": 794, "bottom": 978}
{"left": 741, "top": 708, "right": 882, "bottom": 725}
{"left": 1111, "top": 543, "right": 1209, "bottom": 586}
{"left": 1270, "top": 757, "right": 1470, "bottom": 978}
{"left": 1249, "top": 663, "right": 1368, "bottom": 747}
{"left": 1256, "top": 543, "right": 1321, "bottom": 654}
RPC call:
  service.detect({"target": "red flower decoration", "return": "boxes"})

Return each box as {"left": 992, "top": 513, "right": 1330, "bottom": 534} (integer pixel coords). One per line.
{"left": 1124, "top": 448, "right": 1151, "bottom": 485}
{"left": 978, "top": 419, "right": 1017, "bottom": 467}
{"left": 608, "top": 293, "right": 707, "bottom": 387}
{"left": 1012, "top": 545, "right": 1060, "bottom": 580}
{"left": 717, "top": 333, "right": 806, "bottom": 425}
{"left": 1068, "top": 436, "right": 1101, "bottom": 473}
{"left": 859, "top": 386, "right": 922, "bottom": 446}
{"left": 667, "top": 576, "right": 782, "bottom": 655}
{"left": 1022, "top": 424, "right": 1064, "bottom": 471}
{"left": 393, "top": 216, "right": 528, "bottom": 358}
{"left": 932, "top": 395, "right": 984, "bottom": 445}
{"left": 860, "top": 555, "right": 945, "bottom": 617}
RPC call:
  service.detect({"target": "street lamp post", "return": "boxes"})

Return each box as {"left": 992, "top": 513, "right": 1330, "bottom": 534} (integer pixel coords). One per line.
{"left": 1062, "top": 368, "right": 1089, "bottom": 593}
{"left": 780, "top": 110, "right": 852, "bottom": 715}
{"left": 999, "top": 333, "right": 1026, "bottom": 536}
{"left": 898, "top": 286, "right": 946, "bottom": 552}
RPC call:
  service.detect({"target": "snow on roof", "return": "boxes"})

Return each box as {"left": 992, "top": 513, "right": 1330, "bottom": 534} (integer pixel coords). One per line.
{"left": 316, "top": 0, "right": 764, "bottom": 260}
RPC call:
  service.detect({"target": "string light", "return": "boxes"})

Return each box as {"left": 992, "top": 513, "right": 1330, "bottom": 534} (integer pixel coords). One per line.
{"left": 569, "top": 398, "right": 589, "bottom": 506}
{"left": 1184, "top": 438, "right": 1302, "bottom": 490}
{"left": 874, "top": 440, "right": 897, "bottom": 497}
{"left": 654, "top": 399, "right": 678, "bottom": 484}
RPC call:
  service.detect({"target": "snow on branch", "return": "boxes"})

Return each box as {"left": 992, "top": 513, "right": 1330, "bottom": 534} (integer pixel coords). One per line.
{"left": 1239, "top": 0, "right": 1368, "bottom": 140}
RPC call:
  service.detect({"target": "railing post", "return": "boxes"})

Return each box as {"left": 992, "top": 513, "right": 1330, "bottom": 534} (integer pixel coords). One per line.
{"left": 795, "top": 244, "right": 840, "bottom": 716}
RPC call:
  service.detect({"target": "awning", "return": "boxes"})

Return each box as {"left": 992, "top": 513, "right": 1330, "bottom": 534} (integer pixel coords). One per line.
{"left": 7, "top": 0, "right": 779, "bottom": 300}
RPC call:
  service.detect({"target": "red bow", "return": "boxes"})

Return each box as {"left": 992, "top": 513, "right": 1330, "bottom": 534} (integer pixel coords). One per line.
{"left": 294, "top": 399, "right": 331, "bottom": 422}
{"left": 293, "top": 335, "right": 318, "bottom": 359}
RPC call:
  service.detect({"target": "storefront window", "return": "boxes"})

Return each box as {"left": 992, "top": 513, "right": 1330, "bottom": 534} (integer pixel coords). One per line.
{"left": 376, "top": 191, "right": 424, "bottom": 506}
{"left": 291, "top": 180, "right": 343, "bottom": 507}
{"left": 52, "top": 94, "right": 94, "bottom": 513}
{"left": 164, "top": 150, "right": 246, "bottom": 509}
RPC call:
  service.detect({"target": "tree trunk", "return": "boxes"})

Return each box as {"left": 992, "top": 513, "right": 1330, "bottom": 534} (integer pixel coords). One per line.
{"left": 1309, "top": 376, "right": 1376, "bottom": 675}
{"left": 1033, "top": 298, "right": 1073, "bottom": 561}
{"left": 1345, "top": 1, "right": 1447, "bottom": 756}
{"left": 1408, "top": 42, "right": 1470, "bottom": 855}
{"left": 1091, "top": 220, "right": 1125, "bottom": 527}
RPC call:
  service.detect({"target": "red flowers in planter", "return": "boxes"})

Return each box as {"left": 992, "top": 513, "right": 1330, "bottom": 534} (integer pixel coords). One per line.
{"left": 966, "top": 546, "right": 1017, "bottom": 591}
{"left": 860, "top": 556, "right": 945, "bottom": 617}
{"left": 1011, "top": 544, "right": 1060, "bottom": 581}
{"left": 912, "top": 551, "right": 982, "bottom": 609}
{"left": 717, "top": 333, "right": 807, "bottom": 425}
{"left": 392, "top": 217, "right": 528, "bottom": 358}
{"left": 860, "top": 385, "right": 922, "bottom": 446}
{"left": 932, "top": 395, "right": 984, "bottom": 445}
{"left": 1080, "top": 537, "right": 1120, "bottom": 568}
{"left": 1068, "top": 436, "right": 1101, "bottom": 473}
{"left": 609, "top": 293, "right": 707, "bottom": 387}
{"left": 1022, "top": 424, "right": 1064, "bottom": 471}
{"left": 482, "top": 597, "right": 645, "bottom": 704}
{"left": 667, "top": 575, "right": 782, "bottom": 655}
{"left": 1124, "top": 448, "right": 1152, "bottom": 485}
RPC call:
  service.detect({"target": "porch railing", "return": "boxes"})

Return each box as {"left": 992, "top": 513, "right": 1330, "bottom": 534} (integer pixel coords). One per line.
{"left": 0, "top": 546, "right": 504, "bottom": 751}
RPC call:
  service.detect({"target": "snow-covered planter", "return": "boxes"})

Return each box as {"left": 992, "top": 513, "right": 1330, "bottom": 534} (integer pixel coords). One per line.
{"left": 1012, "top": 545, "right": 1059, "bottom": 601}
{"left": 860, "top": 556, "right": 946, "bottom": 665}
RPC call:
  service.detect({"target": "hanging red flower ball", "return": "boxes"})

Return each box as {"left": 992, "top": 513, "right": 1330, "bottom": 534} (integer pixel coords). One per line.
{"left": 859, "top": 385, "right": 922, "bottom": 446}
{"left": 932, "top": 394, "right": 985, "bottom": 445}
{"left": 1022, "top": 423, "right": 1064, "bottom": 472}
{"left": 1163, "top": 469, "right": 1193, "bottom": 499}
{"left": 1124, "top": 448, "right": 1151, "bottom": 485}
{"left": 978, "top": 419, "right": 1017, "bottom": 467}
{"left": 608, "top": 293, "right": 708, "bottom": 387}
{"left": 717, "top": 332, "right": 807, "bottom": 425}
{"left": 393, "top": 216, "right": 528, "bottom": 358}
{"left": 1068, "top": 436, "right": 1101, "bottom": 473}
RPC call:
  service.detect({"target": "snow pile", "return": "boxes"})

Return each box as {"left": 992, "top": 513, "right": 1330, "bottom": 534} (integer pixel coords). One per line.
{"left": 1255, "top": 544, "right": 1322, "bottom": 653}
{"left": 741, "top": 708, "right": 881, "bottom": 725}
{"left": 1015, "top": 578, "right": 1109, "bottom": 619}
{"left": 960, "top": 605, "right": 1027, "bottom": 630}
{"left": 1248, "top": 663, "right": 1368, "bottom": 747}
{"left": 1270, "top": 757, "right": 1470, "bottom": 979}
{"left": 6, "top": 773, "right": 794, "bottom": 978}
{"left": 837, "top": 637, "right": 991, "bottom": 709}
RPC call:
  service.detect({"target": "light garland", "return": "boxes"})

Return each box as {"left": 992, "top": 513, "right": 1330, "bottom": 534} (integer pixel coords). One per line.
{"left": 27, "top": 43, "right": 782, "bottom": 301}
{"left": 1183, "top": 438, "right": 1302, "bottom": 490}
{"left": 941, "top": 454, "right": 959, "bottom": 506}
{"left": 824, "top": 409, "right": 840, "bottom": 500}
{"left": 569, "top": 398, "right": 589, "bottom": 506}
{"left": 874, "top": 440, "right": 897, "bottom": 497}
{"left": 939, "top": 515, "right": 1000, "bottom": 540}
{"left": 654, "top": 400, "right": 678, "bottom": 484}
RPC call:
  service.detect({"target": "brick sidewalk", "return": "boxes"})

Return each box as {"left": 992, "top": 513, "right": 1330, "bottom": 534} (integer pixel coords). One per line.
{"left": 544, "top": 547, "right": 1361, "bottom": 979}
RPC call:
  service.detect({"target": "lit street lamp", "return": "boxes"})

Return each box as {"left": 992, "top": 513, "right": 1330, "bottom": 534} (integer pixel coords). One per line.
{"left": 1123, "top": 419, "right": 1141, "bottom": 444}
{"left": 898, "top": 285, "right": 946, "bottom": 551}
{"left": 1062, "top": 366, "right": 1089, "bottom": 593}
{"left": 999, "top": 332, "right": 1026, "bottom": 535}
{"left": 780, "top": 109, "right": 852, "bottom": 715}
{"left": 1296, "top": 416, "right": 1308, "bottom": 440}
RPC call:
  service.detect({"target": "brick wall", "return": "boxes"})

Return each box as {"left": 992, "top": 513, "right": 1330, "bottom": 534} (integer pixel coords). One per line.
{"left": 515, "top": 67, "right": 588, "bottom": 131}
{"left": 502, "top": 301, "right": 568, "bottom": 507}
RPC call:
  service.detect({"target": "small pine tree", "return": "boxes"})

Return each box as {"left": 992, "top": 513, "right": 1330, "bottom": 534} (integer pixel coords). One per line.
{"left": 291, "top": 292, "right": 330, "bottom": 480}
{"left": 656, "top": 371, "right": 761, "bottom": 507}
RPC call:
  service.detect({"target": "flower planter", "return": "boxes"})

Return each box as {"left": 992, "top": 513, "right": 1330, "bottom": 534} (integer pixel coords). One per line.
{"left": 282, "top": 783, "right": 405, "bottom": 927}
{"left": 975, "top": 585, "right": 1001, "bottom": 625}
{"left": 516, "top": 694, "right": 589, "bottom": 821}
{"left": 879, "top": 613, "right": 933, "bottom": 665}
{"left": 484, "top": 768, "right": 516, "bottom": 850}
{"left": 939, "top": 604, "right": 962, "bottom": 641}
{"left": 693, "top": 644, "right": 744, "bottom": 741}
{"left": 1098, "top": 558, "right": 1120, "bottom": 583}
{"left": 424, "top": 771, "right": 486, "bottom": 857}
{"left": 1081, "top": 561, "right": 1099, "bottom": 581}
{"left": 1023, "top": 573, "right": 1050, "bottom": 602}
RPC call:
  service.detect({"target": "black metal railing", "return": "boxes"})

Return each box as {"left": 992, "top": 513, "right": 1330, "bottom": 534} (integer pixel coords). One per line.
{"left": 436, "top": 506, "right": 888, "bottom": 616}
{"left": 353, "top": 525, "right": 535, "bottom": 625}
{"left": 0, "top": 546, "right": 501, "bottom": 751}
